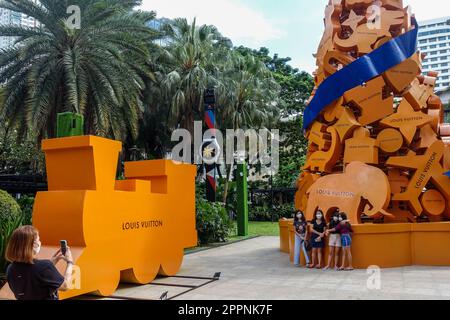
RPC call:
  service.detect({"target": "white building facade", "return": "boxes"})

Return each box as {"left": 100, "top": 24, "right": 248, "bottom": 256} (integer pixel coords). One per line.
{"left": 0, "top": 8, "right": 22, "bottom": 49}
{"left": 418, "top": 17, "right": 450, "bottom": 93}
{"left": 0, "top": 7, "right": 38, "bottom": 50}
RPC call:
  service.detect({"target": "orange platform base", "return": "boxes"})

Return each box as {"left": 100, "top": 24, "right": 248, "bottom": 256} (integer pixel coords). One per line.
{"left": 280, "top": 219, "right": 450, "bottom": 268}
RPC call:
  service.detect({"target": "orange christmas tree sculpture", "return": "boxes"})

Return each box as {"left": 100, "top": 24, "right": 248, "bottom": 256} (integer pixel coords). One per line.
{"left": 296, "top": 0, "right": 450, "bottom": 224}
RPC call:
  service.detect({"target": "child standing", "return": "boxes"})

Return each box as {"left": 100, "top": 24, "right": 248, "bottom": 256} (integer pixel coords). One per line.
{"left": 327, "top": 213, "right": 354, "bottom": 271}
{"left": 308, "top": 210, "right": 327, "bottom": 269}
{"left": 323, "top": 212, "right": 341, "bottom": 270}
{"left": 293, "top": 211, "right": 310, "bottom": 267}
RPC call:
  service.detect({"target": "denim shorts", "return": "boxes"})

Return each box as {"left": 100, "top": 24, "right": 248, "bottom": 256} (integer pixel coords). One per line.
{"left": 341, "top": 234, "right": 352, "bottom": 248}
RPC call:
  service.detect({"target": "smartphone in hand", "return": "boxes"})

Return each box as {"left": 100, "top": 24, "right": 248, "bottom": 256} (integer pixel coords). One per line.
{"left": 60, "top": 240, "right": 68, "bottom": 256}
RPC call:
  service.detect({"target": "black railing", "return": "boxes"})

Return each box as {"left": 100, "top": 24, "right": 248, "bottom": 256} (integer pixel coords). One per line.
{"left": 0, "top": 174, "right": 47, "bottom": 194}
{"left": 249, "top": 187, "right": 297, "bottom": 222}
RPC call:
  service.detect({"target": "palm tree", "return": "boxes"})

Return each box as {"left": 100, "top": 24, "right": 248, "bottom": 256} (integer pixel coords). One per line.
{"left": 156, "top": 18, "right": 232, "bottom": 136}
{"left": 217, "top": 52, "right": 281, "bottom": 202}
{"left": 218, "top": 53, "right": 280, "bottom": 129}
{"left": 0, "top": 0, "right": 158, "bottom": 142}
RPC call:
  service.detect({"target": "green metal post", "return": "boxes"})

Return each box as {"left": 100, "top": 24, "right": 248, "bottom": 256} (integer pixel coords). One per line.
{"left": 236, "top": 162, "right": 249, "bottom": 236}
{"left": 56, "top": 112, "right": 84, "bottom": 138}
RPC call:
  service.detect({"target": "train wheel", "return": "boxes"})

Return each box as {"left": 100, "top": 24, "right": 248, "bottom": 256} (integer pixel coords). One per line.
{"left": 95, "top": 270, "right": 121, "bottom": 297}
{"left": 158, "top": 248, "right": 184, "bottom": 276}
{"left": 122, "top": 260, "right": 160, "bottom": 285}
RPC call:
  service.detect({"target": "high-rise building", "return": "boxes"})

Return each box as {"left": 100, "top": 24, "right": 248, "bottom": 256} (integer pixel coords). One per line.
{"left": 0, "top": 8, "right": 22, "bottom": 49}
{"left": 0, "top": 7, "right": 38, "bottom": 49}
{"left": 148, "top": 18, "right": 171, "bottom": 46}
{"left": 418, "top": 17, "right": 450, "bottom": 93}
{"left": 21, "top": 13, "right": 39, "bottom": 28}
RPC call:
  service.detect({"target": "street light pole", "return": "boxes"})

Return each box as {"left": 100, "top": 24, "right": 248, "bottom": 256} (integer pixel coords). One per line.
{"left": 236, "top": 159, "right": 249, "bottom": 237}
{"left": 270, "top": 172, "right": 274, "bottom": 223}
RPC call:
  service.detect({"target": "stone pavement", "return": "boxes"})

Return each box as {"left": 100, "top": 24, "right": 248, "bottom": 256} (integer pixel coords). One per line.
{"left": 104, "top": 236, "right": 450, "bottom": 300}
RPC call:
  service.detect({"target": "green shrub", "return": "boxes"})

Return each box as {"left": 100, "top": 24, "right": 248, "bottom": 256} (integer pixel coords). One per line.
{"left": 0, "top": 190, "right": 23, "bottom": 277}
{"left": 276, "top": 203, "right": 296, "bottom": 219}
{"left": 17, "top": 195, "right": 34, "bottom": 226}
{"left": 249, "top": 203, "right": 295, "bottom": 222}
{"left": 249, "top": 205, "right": 271, "bottom": 221}
{"left": 196, "top": 199, "right": 233, "bottom": 245}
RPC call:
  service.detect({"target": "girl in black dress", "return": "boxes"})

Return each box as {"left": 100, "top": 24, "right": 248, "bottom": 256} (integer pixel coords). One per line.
{"left": 308, "top": 210, "right": 327, "bottom": 269}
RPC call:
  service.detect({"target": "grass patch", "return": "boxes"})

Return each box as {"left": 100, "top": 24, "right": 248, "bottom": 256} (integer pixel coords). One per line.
{"left": 184, "top": 235, "right": 257, "bottom": 254}
{"left": 185, "top": 221, "right": 280, "bottom": 254}
{"left": 230, "top": 221, "right": 280, "bottom": 238}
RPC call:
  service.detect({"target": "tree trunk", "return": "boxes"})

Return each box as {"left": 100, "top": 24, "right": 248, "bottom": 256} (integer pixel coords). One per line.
{"left": 223, "top": 119, "right": 241, "bottom": 204}
{"left": 182, "top": 93, "right": 196, "bottom": 138}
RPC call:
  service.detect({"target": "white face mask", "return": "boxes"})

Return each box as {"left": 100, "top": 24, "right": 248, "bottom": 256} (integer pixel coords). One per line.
{"left": 339, "top": 217, "right": 343, "bottom": 222}
{"left": 316, "top": 214, "right": 323, "bottom": 220}
{"left": 333, "top": 216, "right": 339, "bottom": 222}
{"left": 33, "top": 240, "right": 41, "bottom": 255}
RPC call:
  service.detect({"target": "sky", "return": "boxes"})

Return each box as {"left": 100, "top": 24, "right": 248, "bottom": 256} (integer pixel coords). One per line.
{"left": 140, "top": 0, "right": 449, "bottom": 74}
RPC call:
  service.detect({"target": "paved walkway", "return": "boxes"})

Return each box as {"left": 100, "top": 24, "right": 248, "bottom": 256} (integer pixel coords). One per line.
{"left": 108, "top": 236, "right": 450, "bottom": 300}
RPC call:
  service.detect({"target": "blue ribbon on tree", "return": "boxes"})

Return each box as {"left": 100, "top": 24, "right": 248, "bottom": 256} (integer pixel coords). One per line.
{"left": 303, "top": 18, "right": 419, "bottom": 131}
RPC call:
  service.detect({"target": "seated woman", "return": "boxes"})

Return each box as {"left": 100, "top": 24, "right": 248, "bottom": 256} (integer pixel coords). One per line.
{"left": 5, "top": 225, "right": 74, "bottom": 300}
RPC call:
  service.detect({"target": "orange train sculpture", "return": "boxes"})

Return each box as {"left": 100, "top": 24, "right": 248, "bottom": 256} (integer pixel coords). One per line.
{"left": 296, "top": 0, "right": 450, "bottom": 224}
{"left": 1, "top": 135, "right": 197, "bottom": 300}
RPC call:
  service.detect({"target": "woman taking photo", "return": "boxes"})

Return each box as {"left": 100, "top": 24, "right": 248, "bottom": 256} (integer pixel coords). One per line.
{"left": 5, "top": 225, "right": 74, "bottom": 300}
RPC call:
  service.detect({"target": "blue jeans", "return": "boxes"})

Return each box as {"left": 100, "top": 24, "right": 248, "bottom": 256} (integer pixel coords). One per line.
{"left": 294, "top": 234, "right": 310, "bottom": 265}
{"left": 341, "top": 234, "right": 352, "bottom": 248}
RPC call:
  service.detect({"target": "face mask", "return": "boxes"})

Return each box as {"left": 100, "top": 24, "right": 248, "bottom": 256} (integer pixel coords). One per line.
{"left": 333, "top": 216, "right": 339, "bottom": 222}
{"left": 339, "top": 217, "right": 343, "bottom": 222}
{"left": 317, "top": 214, "right": 323, "bottom": 219}
{"left": 33, "top": 241, "right": 41, "bottom": 255}
{"left": 297, "top": 214, "right": 302, "bottom": 219}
